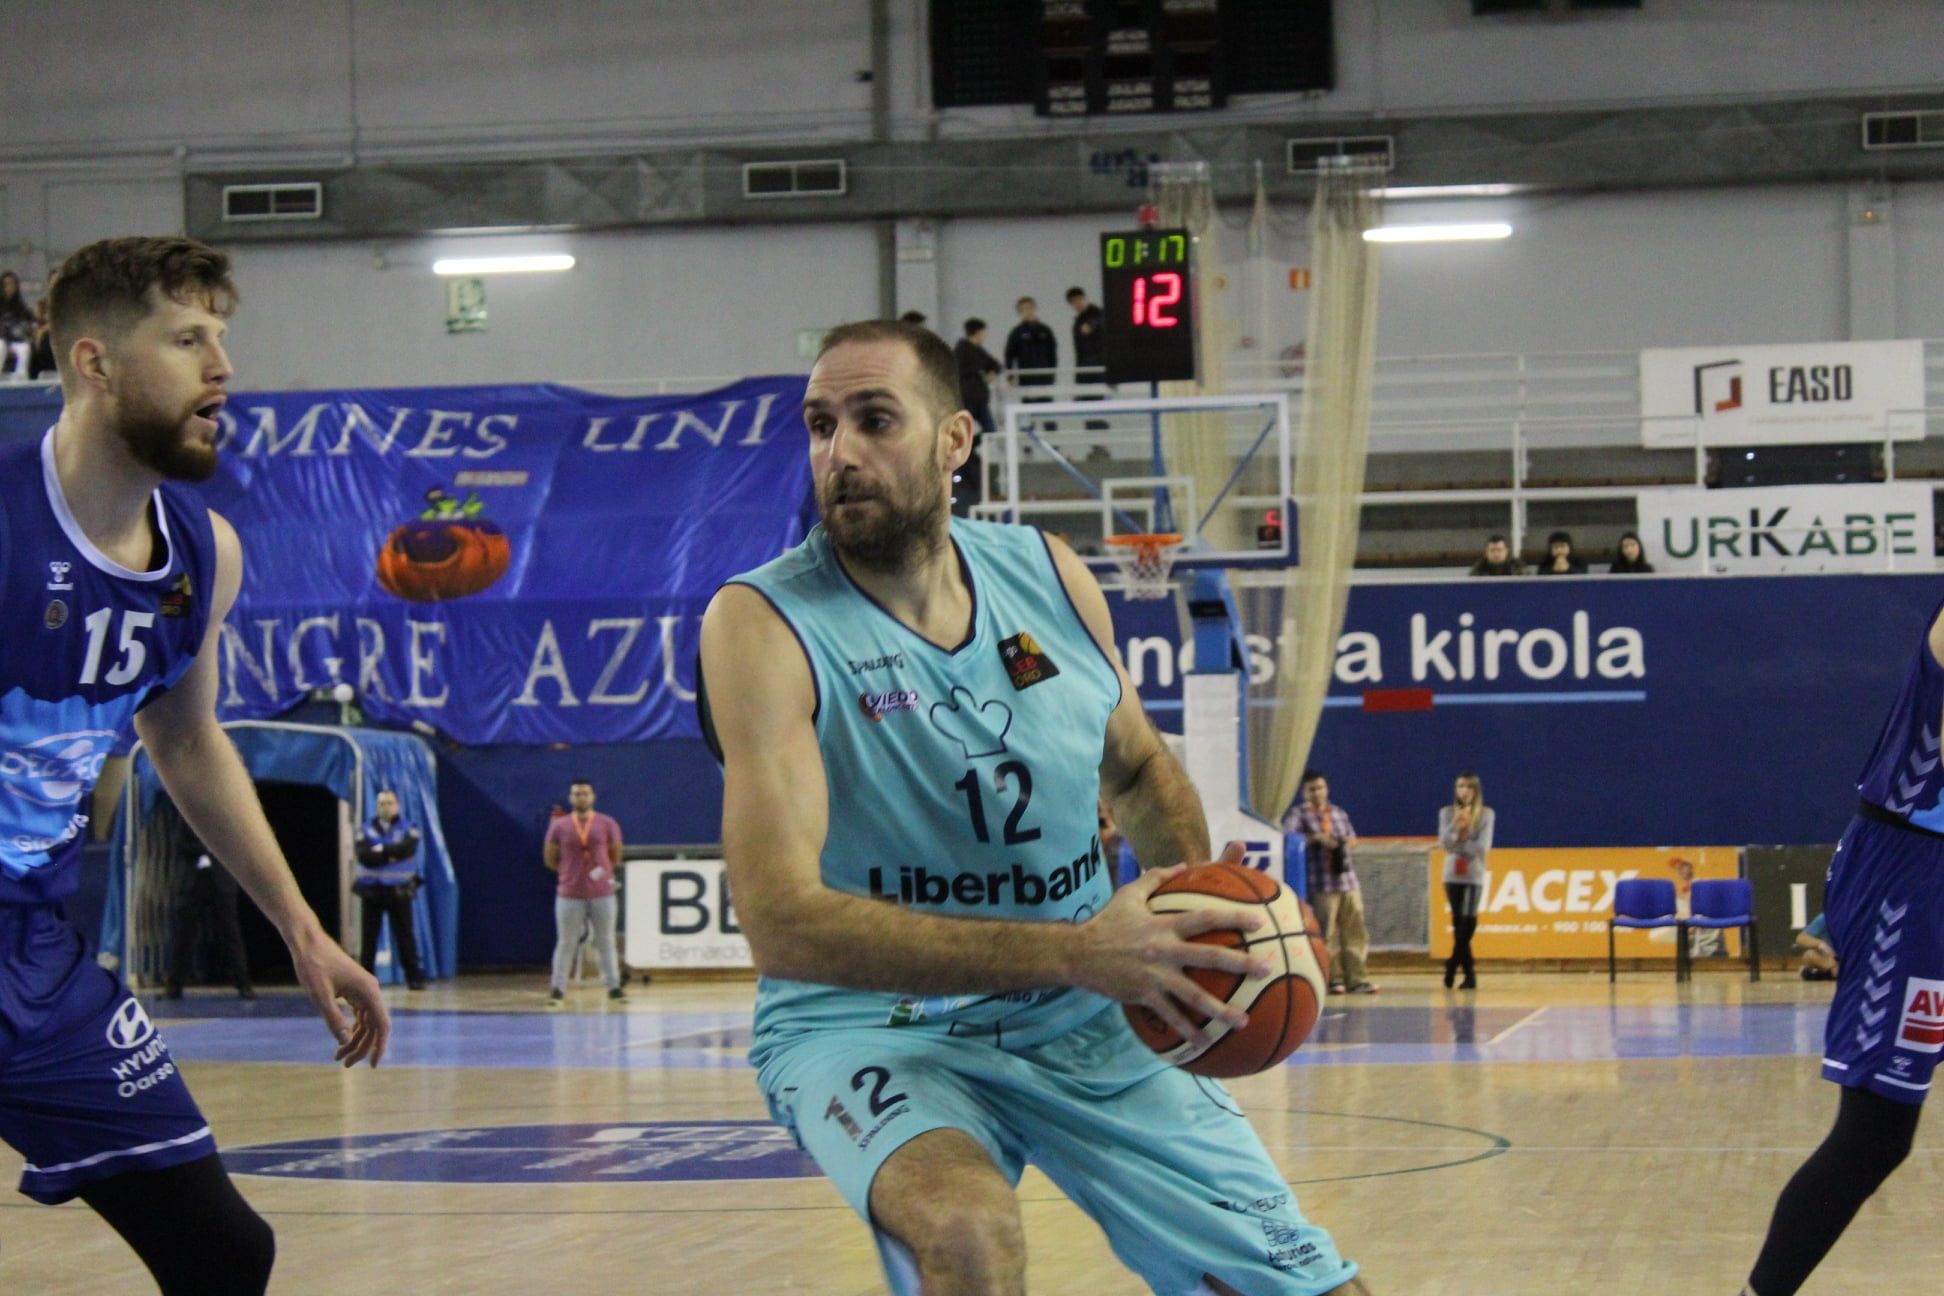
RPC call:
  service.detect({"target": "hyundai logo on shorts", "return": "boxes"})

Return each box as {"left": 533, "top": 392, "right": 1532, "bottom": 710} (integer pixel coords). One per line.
{"left": 106, "top": 997, "right": 157, "bottom": 1051}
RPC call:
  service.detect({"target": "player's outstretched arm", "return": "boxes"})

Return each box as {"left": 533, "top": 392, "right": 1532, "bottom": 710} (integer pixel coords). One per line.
{"left": 701, "top": 584, "right": 1260, "bottom": 1040}
{"left": 133, "top": 512, "right": 389, "bottom": 1067}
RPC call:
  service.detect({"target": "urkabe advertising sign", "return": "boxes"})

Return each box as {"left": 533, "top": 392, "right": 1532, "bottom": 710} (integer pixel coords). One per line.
{"left": 1640, "top": 339, "right": 1925, "bottom": 448}
{"left": 1636, "top": 482, "right": 1933, "bottom": 574}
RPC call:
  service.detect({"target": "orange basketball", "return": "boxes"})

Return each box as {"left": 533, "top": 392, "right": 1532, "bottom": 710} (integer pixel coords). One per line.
{"left": 1122, "top": 861, "right": 1331, "bottom": 1078}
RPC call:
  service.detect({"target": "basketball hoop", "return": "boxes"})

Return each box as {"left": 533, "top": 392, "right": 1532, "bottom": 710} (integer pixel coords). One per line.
{"left": 1104, "top": 533, "right": 1185, "bottom": 599}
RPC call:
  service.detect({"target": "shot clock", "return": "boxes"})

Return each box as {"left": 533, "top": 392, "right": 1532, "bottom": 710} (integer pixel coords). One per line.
{"left": 1100, "top": 228, "right": 1197, "bottom": 384}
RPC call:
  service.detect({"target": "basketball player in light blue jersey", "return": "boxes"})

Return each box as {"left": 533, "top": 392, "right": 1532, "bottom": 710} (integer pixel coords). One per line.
{"left": 0, "top": 238, "right": 388, "bottom": 1294}
{"left": 700, "top": 320, "right": 1367, "bottom": 1295}
{"left": 1739, "top": 596, "right": 1944, "bottom": 1296}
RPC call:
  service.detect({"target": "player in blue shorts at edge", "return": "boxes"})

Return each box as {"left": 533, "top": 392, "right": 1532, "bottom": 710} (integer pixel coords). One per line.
{"left": 0, "top": 237, "right": 389, "bottom": 1293}
{"left": 1740, "top": 596, "right": 1944, "bottom": 1295}
{"left": 699, "top": 319, "right": 1368, "bottom": 1295}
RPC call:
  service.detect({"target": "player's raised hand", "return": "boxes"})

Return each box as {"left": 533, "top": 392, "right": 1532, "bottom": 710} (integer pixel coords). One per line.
{"left": 1070, "top": 852, "right": 1272, "bottom": 1048}
{"left": 288, "top": 927, "right": 391, "bottom": 1067}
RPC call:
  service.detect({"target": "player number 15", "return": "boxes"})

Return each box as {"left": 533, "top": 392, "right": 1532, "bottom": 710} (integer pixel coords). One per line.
{"left": 78, "top": 608, "right": 155, "bottom": 686}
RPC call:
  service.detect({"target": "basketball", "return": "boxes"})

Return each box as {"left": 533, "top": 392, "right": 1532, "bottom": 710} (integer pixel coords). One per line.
{"left": 1122, "top": 862, "right": 1330, "bottom": 1078}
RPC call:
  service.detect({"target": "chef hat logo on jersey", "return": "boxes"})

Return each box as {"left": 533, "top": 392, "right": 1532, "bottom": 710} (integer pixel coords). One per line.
{"left": 106, "top": 997, "right": 157, "bottom": 1051}
{"left": 0, "top": 729, "right": 117, "bottom": 808}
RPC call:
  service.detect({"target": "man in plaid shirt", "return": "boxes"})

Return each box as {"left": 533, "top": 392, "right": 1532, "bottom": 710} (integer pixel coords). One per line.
{"left": 1283, "top": 770, "right": 1377, "bottom": 994}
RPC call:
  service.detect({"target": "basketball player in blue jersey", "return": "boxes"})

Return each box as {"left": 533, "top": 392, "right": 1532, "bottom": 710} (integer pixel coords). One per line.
{"left": 0, "top": 237, "right": 388, "bottom": 1294}
{"left": 1739, "top": 599, "right": 1944, "bottom": 1296}
{"left": 700, "top": 320, "right": 1367, "bottom": 1295}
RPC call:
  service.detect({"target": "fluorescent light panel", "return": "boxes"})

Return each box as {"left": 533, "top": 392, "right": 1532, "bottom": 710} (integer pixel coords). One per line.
{"left": 432, "top": 254, "right": 575, "bottom": 275}
{"left": 1371, "top": 183, "right": 1522, "bottom": 199}
{"left": 1363, "top": 223, "right": 1513, "bottom": 244}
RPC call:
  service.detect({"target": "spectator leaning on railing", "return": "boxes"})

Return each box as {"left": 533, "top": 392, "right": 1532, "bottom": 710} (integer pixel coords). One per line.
{"left": 1468, "top": 533, "right": 1527, "bottom": 577}
{"left": 1608, "top": 531, "right": 1655, "bottom": 574}
{"left": 1535, "top": 530, "right": 1588, "bottom": 576}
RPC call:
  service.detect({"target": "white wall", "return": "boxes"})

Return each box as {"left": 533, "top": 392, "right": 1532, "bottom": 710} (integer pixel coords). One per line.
{"left": 0, "top": 1, "right": 872, "bottom": 157}
{"left": 221, "top": 224, "right": 878, "bottom": 391}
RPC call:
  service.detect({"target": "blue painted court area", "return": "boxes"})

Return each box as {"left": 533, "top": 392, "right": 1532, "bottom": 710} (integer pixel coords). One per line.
{"left": 149, "top": 999, "right": 1833, "bottom": 1071}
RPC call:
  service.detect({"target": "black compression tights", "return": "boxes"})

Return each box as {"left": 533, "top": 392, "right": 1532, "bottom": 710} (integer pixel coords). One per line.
{"left": 1746, "top": 1085, "right": 1922, "bottom": 1296}
{"left": 78, "top": 1153, "right": 274, "bottom": 1295}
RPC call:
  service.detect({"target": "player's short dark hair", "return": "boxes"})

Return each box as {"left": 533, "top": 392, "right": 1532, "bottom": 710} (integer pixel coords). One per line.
{"left": 963, "top": 317, "right": 986, "bottom": 336}
{"left": 1065, "top": 286, "right": 1086, "bottom": 301}
{"left": 1547, "top": 530, "right": 1573, "bottom": 547}
{"left": 48, "top": 237, "right": 237, "bottom": 385}
{"left": 1301, "top": 768, "right": 1325, "bottom": 787}
{"left": 1485, "top": 533, "right": 1509, "bottom": 546}
{"left": 570, "top": 779, "right": 594, "bottom": 791}
{"left": 816, "top": 319, "right": 964, "bottom": 425}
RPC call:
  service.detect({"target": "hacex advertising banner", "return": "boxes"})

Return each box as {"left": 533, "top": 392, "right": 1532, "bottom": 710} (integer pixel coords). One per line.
{"left": 1427, "top": 846, "right": 1743, "bottom": 961}
{"left": 1635, "top": 482, "right": 1933, "bottom": 574}
{"left": 1640, "top": 340, "right": 1925, "bottom": 448}
{"left": 199, "top": 379, "right": 812, "bottom": 744}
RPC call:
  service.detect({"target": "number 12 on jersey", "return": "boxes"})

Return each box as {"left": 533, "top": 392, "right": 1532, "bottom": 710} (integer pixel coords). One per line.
{"left": 952, "top": 762, "right": 1042, "bottom": 846}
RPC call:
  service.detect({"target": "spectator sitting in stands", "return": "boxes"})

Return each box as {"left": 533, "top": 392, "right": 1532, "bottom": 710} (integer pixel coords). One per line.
{"left": 1608, "top": 530, "right": 1654, "bottom": 574}
{"left": 1468, "top": 533, "right": 1527, "bottom": 577}
{"left": 0, "top": 272, "right": 33, "bottom": 375}
{"left": 1535, "top": 530, "right": 1588, "bottom": 576}
{"left": 26, "top": 296, "right": 55, "bottom": 380}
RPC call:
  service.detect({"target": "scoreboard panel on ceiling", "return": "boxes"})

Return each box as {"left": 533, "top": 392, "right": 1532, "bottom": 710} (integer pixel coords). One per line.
{"left": 1039, "top": 0, "right": 1223, "bottom": 117}
{"left": 1099, "top": 228, "right": 1197, "bottom": 385}
{"left": 930, "top": 1, "right": 1335, "bottom": 114}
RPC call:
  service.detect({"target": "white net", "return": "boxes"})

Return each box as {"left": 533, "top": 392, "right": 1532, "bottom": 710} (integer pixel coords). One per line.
{"left": 1104, "top": 534, "right": 1184, "bottom": 599}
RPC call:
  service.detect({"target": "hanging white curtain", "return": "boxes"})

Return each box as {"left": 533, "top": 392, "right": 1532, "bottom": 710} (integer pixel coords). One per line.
{"left": 1246, "top": 164, "right": 1383, "bottom": 820}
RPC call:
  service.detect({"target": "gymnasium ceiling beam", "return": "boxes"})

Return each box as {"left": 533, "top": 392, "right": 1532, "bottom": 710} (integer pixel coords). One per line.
{"left": 184, "top": 94, "right": 1944, "bottom": 242}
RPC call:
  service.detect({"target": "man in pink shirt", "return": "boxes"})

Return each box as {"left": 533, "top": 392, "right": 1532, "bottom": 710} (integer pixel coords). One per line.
{"left": 543, "top": 780, "right": 626, "bottom": 1002}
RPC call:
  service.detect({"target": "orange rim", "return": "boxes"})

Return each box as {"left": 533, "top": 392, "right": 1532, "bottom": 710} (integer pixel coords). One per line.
{"left": 1104, "top": 533, "right": 1184, "bottom": 555}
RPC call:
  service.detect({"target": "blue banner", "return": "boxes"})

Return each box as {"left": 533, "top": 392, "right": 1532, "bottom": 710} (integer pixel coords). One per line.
{"left": 1113, "top": 573, "right": 1944, "bottom": 848}
{"left": 202, "top": 379, "right": 811, "bottom": 744}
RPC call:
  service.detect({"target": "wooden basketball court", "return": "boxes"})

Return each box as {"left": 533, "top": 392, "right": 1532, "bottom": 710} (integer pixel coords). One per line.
{"left": 1, "top": 971, "right": 1935, "bottom": 1294}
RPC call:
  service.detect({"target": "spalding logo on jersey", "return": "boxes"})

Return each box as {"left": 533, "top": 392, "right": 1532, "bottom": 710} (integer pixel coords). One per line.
{"left": 2, "top": 729, "right": 116, "bottom": 808}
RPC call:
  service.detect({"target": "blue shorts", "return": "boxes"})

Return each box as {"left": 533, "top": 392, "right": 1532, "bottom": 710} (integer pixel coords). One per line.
{"left": 757, "top": 1004, "right": 1357, "bottom": 1296}
{"left": 0, "top": 904, "right": 213, "bottom": 1202}
{"left": 1821, "top": 815, "right": 1944, "bottom": 1105}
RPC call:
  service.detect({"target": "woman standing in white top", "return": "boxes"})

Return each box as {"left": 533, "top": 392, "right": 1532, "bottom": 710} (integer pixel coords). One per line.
{"left": 1438, "top": 773, "right": 1494, "bottom": 989}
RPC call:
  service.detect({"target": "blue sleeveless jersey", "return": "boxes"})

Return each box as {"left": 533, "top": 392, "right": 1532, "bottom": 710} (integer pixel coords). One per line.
{"left": 1856, "top": 595, "right": 1944, "bottom": 833}
{"left": 0, "top": 431, "right": 217, "bottom": 903}
{"left": 731, "top": 519, "right": 1122, "bottom": 1052}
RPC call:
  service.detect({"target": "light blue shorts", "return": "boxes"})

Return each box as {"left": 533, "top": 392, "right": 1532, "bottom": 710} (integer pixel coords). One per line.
{"left": 757, "top": 1005, "right": 1357, "bottom": 1295}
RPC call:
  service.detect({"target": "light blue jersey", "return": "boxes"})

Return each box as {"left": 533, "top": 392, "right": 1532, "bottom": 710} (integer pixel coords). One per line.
{"left": 726, "top": 518, "right": 1121, "bottom": 1052}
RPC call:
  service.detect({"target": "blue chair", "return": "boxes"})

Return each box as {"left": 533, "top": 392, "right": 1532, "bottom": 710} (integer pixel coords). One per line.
{"left": 1608, "top": 878, "right": 1680, "bottom": 983}
{"left": 1684, "top": 878, "right": 1760, "bottom": 982}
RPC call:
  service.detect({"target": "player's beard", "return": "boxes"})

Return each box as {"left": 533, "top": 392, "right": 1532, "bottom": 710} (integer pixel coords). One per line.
{"left": 113, "top": 390, "right": 219, "bottom": 483}
{"left": 819, "top": 454, "right": 949, "bottom": 574}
